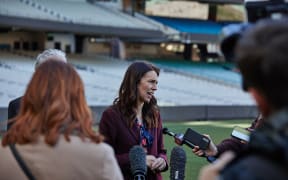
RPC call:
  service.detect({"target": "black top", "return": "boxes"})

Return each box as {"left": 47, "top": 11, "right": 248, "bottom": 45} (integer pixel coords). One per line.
{"left": 7, "top": 96, "right": 22, "bottom": 129}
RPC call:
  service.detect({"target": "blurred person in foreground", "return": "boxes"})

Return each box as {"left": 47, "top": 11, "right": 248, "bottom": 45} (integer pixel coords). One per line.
{"left": 188, "top": 20, "right": 264, "bottom": 162}
{"left": 99, "top": 61, "right": 168, "bottom": 180}
{"left": 7, "top": 49, "right": 67, "bottom": 129}
{"left": 1, "top": 60, "right": 123, "bottom": 180}
{"left": 199, "top": 18, "right": 288, "bottom": 180}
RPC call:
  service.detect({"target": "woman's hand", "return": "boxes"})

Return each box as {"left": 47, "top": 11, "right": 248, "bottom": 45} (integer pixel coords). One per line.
{"left": 151, "top": 157, "right": 166, "bottom": 171}
{"left": 146, "top": 155, "right": 166, "bottom": 172}
{"left": 146, "top": 155, "right": 156, "bottom": 169}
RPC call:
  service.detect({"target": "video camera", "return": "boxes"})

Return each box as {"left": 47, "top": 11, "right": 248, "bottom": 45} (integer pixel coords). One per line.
{"left": 220, "top": 0, "right": 288, "bottom": 62}
{"left": 245, "top": 0, "right": 288, "bottom": 23}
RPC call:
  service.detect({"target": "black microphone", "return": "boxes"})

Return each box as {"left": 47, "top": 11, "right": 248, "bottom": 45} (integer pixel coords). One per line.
{"left": 163, "top": 127, "right": 210, "bottom": 150}
{"left": 163, "top": 127, "right": 177, "bottom": 137}
{"left": 170, "top": 146, "right": 186, "bottom": 180}
{"left": 162, "top": 128, "right": 185, "bottom": 146}
{"left": 163, "top": 128, "right": 194, "bottom": 148}
{"left": 129, "top": 145, "right": 147, "bottom": 180}
{"left": 164, "top": 128, "right": 215, "bottom": 163}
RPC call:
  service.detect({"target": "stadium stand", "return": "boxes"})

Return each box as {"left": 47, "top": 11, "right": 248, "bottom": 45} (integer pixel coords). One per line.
{"left": 0, "top": 0, "right": 258, "bottom": 130}
{"left": 0, "top": 51, "right": 255, "bottom": 126}
{"left": 150, "top": 59, "right": 241, "bottom": 87}
{"left": 0, "top": 52, "right": 254, "bottom": 107}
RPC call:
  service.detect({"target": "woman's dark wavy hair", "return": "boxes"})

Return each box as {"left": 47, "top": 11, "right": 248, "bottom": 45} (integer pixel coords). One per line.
{"left": 2, "top": 60, "right": 103, "bottom": 146}
{"left": 113, "top": 61, "right": 160, "bottom": 128}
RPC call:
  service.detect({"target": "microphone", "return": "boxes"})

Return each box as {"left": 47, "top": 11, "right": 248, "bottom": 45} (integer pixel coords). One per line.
{"left": 162, "top": 127, "right": 176, "bottom": 137}
{"left": 129, "top": 145, "right": 147, "bottom": 180}
{"left": 170, "top": 146, "right": 186, "bottom": 180}
{"left": 164, "top": 128, "right": 215, "bottom": 163}
{"left": 163, "top": 127, "right": 210, "bottom": 150}
{"left": 163, "top": 127, "right": 195, "bottom": 148}
{"left": 162, "top": 128, "right": 185, "bottom": 146}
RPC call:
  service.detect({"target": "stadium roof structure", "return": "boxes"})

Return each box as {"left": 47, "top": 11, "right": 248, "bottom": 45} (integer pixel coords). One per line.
{"left": 189, "top": 0, "right": 243, "bottom": 4}
{"left": 149, "top": 16, "right": 241, "bottom": 43}
{"left": 0, "top": 14, "right": 165, "bottom": 39}
{"left": 0, "top": 0, "right": 171, "bottom": 40}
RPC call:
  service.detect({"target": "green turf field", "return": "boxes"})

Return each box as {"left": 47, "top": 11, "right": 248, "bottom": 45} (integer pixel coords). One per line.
{"left": 162, "top": 119, "right": 251, "bottom": 180}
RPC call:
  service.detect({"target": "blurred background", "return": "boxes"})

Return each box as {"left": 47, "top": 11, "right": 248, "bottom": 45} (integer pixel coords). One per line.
{"left": 0, "top": 0, "right": 257, "bottom": 131}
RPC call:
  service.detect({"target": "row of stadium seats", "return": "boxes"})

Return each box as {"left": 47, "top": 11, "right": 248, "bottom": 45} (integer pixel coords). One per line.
{"left": 150, "top": 59, "right": 241, "bottom": 87}
{"left": 0, "top": 51, "right": 254, "bottom": 108}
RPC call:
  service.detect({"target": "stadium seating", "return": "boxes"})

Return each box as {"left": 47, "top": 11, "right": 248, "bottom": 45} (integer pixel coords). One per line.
{"left": 0, "top": 52, "right": 254, "bottom": 108}
{"left": 150, "top": 59, "right": 241, "bottom": 87}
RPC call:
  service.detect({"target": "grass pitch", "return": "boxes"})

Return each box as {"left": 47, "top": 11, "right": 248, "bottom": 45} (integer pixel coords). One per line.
{"left": 162, "top": 119, "right": 251, "bottom": 179}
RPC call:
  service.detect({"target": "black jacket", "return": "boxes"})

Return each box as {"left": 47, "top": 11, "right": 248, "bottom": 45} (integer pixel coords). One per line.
{"left": 7, "top": 96, "right": 22, "bottom": 129}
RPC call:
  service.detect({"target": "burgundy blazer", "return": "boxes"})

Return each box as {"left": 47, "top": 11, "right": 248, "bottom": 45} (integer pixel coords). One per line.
{"left": 99, "top": 105, "right": 168, "bottom": 180}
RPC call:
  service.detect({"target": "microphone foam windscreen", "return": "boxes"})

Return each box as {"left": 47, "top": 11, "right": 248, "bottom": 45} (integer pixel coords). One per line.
{"left": 170, "top": 146, "right": 186, "bottom": 180}
{"left": 129, "top": 145, "right": 147, "bottom": 176}
{"left": 162, "top": 127, "right": 168, "bottom": 134}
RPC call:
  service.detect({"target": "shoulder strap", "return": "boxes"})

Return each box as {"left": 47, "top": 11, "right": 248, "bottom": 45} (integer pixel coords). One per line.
{"left": 9, "top": 144, "right": 36, "bottom": 180}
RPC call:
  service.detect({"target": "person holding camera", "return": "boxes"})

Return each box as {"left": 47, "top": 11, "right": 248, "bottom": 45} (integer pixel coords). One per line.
{"left": 199, "top": 18, "right": 288, "bottom": 180}
{"left": 99, "top": 61, "right": 168, "bottom": 180}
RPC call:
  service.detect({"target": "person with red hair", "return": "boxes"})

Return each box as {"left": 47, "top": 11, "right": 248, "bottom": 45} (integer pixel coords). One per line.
{"left": 0, "top": 60, "right": 123, "bottom": 180}
{"left": 7, "top": 48, "right": 68, "bottom": 129}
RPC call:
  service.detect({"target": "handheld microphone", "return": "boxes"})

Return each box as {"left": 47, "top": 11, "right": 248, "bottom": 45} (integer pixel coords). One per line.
{"left": 170, "top": 146, "right": 186, "bottom": 180}
{"left": 163, "top": 127, "right": 210, "bottom": 150}
{"left": 164, "top": 128, "right": 214, "bottom": 163}
{"left": 162, "top": 128, "right": 184, "bottom": 146}
{"left": 163, "top": 127, "right": 195, "bottom": 148}
{"left": 162, "top": 127, "right": 177, "bottom": 137}
{"left": 129, "top": 145, "right": 147, "bottom": 180}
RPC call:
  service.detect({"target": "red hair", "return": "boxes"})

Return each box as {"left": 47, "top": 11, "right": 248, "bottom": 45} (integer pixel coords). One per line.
{"left": 2, "top": 60, "right": 103, "bottom": 146}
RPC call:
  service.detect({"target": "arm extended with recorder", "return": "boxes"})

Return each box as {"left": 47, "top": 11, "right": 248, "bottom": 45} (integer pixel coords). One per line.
{"left": 163, "top": 128, "right": 219, "bottom": 163}
{"left": 163, "top": 128, "right": 210, "bottom": 150}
